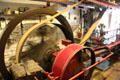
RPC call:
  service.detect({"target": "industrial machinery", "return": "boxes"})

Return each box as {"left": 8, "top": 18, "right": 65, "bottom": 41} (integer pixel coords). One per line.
{"left": 0, "top": 0, "right": 120, "bottom": 80}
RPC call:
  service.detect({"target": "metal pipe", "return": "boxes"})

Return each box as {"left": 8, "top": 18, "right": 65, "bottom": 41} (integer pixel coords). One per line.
{"left": 87, "top": 0, "right": 118, "bottom": 8}
{"left": 69, "top": 52, "right": 113, "bottom": 80}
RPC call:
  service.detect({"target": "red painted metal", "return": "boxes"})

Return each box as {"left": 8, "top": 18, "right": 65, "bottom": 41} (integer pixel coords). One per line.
{"left": 74, "top": 16, "right": 77, "bottom": 20}
{"left": 52, "top": 51, "right": 60, "bottom": 57}
{"left": 77, "top": 32, "right": 82, "bottom": 38}
{"left": 94, "top": 41, "right": 120, "bottom": 52}
{"left": 43, "top": 71, "right": 59, "bottom": 80}
{"left": 69, "top": 41, "right": 120, "bottom": 80}
{"left": 39, "top": 0, "right": 118, "bottom": 8}
{"left": 92, "top": 35, "right": 102, "bottom": 41}
{"left": 92, "top": 35, "right": 103, "bottom": 48}
{"left": 69, "top": 52, "right": 113, "bottom": 80}
{"left": 43, "top": 41, "right": 120, "bottom": 80}
{"left": 87, "top": 0, "right": 118, "bottom": 8}
{"left": 62, "top": 40, "right": 72, "bottom": 46}
{"left": 106, "top": 41, "right": 120, "bottom": 49}
{"left": 52, "top": 44, "right": 85, "bottom": 80}
{"left": 43, "top": 48, "right": 113, "bottom": 80}
{"left": 50, "top": 19, "right": 54, "bottom": 22}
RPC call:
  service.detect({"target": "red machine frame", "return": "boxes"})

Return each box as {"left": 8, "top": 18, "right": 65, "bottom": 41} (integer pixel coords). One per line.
{"left": 40, "top": 41, "right": 120, "bottom": 80}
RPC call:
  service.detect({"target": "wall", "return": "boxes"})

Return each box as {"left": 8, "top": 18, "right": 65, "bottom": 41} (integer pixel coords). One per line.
{"left": 96, "top": 8, "right": 120, "bottom": 44}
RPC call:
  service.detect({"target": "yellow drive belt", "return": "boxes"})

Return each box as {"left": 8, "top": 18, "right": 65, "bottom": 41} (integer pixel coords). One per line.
{"left": 79, "top": 18, "right": 101, "bottom": 45}
{"left": 16, "top": 0, "right": 84, "bottom": 63}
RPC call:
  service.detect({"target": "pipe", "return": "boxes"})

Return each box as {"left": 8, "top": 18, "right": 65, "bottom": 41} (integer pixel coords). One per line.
{"left": 69, "top": 52, "right": 113, "bottom": 80}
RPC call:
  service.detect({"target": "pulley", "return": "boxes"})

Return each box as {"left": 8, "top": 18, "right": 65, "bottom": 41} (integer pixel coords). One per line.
{"left": 52, "top": 44, "right": 95, "bottom": 80}
{"left": 0, "top": 7, "right": 74, "bottom": 79}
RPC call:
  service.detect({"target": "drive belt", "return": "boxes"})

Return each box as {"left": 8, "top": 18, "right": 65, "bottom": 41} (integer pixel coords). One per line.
{"left": 15, "top": 0, "right": 84, "bottom": 63}
{"left": 0, "top": 2, "right": 82, "bottom": 79}
{"left": 79, "top": 8, "right": 106, "bottom": 45}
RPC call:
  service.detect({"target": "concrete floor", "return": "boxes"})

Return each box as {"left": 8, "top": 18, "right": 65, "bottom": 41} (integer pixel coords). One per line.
{"left": 91, "top": 61, "right": 120, "bottom": 80}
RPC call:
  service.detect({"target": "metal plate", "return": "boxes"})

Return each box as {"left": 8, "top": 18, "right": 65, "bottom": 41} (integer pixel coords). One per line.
{"left": 96, "top": 57, "right": 110, "bottom": 71}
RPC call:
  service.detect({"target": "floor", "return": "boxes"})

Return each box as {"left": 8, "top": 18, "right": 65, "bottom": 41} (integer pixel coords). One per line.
{"left": 91, "top": 61, "right": 120, "bottom": 80}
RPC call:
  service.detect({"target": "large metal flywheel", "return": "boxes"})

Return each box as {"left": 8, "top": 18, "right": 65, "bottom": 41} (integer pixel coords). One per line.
{"left": 0, "top": 7, "right": 74, "bottom": 80}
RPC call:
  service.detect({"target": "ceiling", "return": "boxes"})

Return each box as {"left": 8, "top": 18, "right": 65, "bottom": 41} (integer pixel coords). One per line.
{"left": 0, "top": 0, "right": 119, "bottom": 10}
